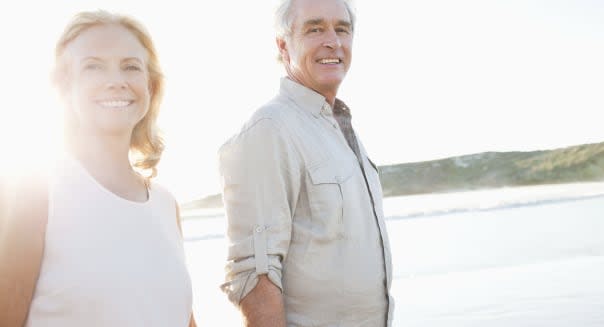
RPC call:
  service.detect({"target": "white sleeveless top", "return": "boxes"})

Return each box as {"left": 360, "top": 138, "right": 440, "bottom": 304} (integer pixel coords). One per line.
{"left": 26, "top": 155, "right": 192, "bottom": 327}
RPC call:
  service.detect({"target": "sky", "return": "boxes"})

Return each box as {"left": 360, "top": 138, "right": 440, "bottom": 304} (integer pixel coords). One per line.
{"left": 1, "top": 0, "right": 603, "bottom": 202}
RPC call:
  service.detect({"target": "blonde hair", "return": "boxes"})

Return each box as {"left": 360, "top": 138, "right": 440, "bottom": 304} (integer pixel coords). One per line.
{"left": 53, "top": 10, "right": 165, "bottom": 179}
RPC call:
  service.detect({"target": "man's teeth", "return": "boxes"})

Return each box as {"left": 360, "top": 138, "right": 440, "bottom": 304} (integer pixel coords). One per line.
{"left": 99, "top": 100, "right": 131, "bottom": 108}
{"left": 319, "top": 58, "right": 340, "bottom": 64}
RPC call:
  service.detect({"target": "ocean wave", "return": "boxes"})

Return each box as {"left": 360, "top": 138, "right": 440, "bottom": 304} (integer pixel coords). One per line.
{"left": 386, "top": 193, "right": 604, "bottom": 221}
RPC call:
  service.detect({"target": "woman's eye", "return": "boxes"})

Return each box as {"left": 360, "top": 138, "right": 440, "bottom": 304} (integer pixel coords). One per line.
{"left": 125, "top": 65, "right": 142, "bottom": 71}
{"left": 84, "top": 63, "right": 102, "bottom": 70}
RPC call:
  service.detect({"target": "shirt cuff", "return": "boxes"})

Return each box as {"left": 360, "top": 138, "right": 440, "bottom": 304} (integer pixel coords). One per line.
{"left": 220, "top": 261, "right": 283, "bottom": 305}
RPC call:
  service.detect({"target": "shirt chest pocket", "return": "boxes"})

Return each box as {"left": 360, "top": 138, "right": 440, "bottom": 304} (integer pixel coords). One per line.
{"left": 306, "top": 161, "right": 354, "bottom": 241}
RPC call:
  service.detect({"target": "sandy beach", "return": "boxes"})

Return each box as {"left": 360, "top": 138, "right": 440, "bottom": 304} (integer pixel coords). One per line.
{"left": 183, "top": 184, "right": 604, "bottom": 326}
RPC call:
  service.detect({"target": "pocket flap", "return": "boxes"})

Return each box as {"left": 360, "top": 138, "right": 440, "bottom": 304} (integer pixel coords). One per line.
{"left": 308, "top": 161, "right": 354, "bottom": 185}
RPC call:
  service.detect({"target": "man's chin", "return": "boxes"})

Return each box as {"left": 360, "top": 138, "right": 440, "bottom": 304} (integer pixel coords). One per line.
{"left": 317, "top": 78, "right": 344, "bottom": 91}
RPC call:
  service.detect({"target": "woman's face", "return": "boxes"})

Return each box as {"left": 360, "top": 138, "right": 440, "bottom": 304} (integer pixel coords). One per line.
{"left": 62, "top": 23, "right": 150, "bottom": 139}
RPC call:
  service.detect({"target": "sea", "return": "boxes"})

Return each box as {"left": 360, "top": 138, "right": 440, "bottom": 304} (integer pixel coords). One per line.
{"left": 181, "top": 182, "right": 604, "bottom": 326}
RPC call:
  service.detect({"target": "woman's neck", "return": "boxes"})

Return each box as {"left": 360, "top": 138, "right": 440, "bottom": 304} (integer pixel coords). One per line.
{"left": 69, "top": 132, "right": 148, "bottom": 202}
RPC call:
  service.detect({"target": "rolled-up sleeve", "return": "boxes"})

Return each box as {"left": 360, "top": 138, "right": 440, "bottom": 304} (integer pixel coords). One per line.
{"left": 218, "top": 118, "right": 300, "bottom": 305}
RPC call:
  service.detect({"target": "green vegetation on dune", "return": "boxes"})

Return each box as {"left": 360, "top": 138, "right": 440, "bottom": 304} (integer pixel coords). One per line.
{"left": 380, "top": 142, "right": 604, "bottom": 197}
{"left": 182, "top": 142, "right": 604, "bottom": 208}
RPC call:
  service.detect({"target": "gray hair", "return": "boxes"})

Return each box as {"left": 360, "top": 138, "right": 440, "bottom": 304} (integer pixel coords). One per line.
{"left": 274, "top": 0, "right": 356, "bottom": 39}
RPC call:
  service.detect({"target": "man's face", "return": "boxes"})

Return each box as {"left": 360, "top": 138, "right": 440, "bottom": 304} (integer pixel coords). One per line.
{"left": 278, "top": 0, "right": 353, "bottom": 99}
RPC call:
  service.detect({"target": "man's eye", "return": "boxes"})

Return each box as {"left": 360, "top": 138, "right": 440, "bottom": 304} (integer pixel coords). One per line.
{"left": 336, "top": 28, "right": 350, "bottom": 34}
{"left": 307, "top": 27, "right": 321, "bottom": 33}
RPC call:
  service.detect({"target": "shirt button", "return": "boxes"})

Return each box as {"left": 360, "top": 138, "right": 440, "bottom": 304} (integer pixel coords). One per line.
{"left": 255, "top": 226, "right": 264, "bottom": 233}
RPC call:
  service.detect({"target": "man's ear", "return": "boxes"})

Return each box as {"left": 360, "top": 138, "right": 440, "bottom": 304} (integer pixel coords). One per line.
{"left": 276, "top": 37, "right": 289, "bottom": 62}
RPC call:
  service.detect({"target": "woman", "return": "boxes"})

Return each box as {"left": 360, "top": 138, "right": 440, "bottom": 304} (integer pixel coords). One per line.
{"left": 0, "top": 10, "right": 196, "bottom": 327}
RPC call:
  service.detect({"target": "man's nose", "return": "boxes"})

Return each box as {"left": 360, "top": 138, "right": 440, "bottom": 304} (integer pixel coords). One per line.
{"left": 322, "top": 29, "right": 342, "bottom": 49}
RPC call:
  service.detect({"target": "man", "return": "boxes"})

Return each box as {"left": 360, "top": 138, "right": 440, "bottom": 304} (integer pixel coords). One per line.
{"left": 218, "top": 0, "right": 393, "bottom": 325}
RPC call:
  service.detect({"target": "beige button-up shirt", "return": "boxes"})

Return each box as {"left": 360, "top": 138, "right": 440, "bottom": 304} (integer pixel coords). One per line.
{"left": 219, "top": 78, "right": 394, "bottom": 326}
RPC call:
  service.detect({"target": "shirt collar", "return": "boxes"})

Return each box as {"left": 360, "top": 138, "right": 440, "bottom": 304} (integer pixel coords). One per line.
{"left": 279, "top": 77, "right": 329, "bottom": 118}
{"left": 279, "top": 77, "right": 353, "bottom": 118}
{"left": 333, "top": 99, "right": 351, "bottom": 118}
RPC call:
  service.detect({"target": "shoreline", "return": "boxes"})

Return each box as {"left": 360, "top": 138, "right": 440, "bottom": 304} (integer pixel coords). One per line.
{"left": 182, "top": 181, "right": 604, "bottom": 220}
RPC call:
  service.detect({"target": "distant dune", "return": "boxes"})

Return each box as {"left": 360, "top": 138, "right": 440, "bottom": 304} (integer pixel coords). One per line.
{"left": 181, "top": 141, "right": 604, "bottom": 209}
{"left": 380, "top": 141, "right": 604, "bottom": 197}
{"left": 180, "top": 194, "right": 223, "bottom": 210}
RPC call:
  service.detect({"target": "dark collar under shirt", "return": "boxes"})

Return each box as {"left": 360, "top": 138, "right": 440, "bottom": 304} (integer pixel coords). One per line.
{"left": 332, "top": 99, "right": 362, "bottom": 164}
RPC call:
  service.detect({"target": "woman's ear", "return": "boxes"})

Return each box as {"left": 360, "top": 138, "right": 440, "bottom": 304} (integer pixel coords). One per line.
{"left": 52, "top": 61, "right": 71, "bottom": 99}
{"left": 148, "top": 79, "right": 154, "bottom": 95}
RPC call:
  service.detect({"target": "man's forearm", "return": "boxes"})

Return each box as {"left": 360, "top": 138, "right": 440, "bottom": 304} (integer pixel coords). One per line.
{"left": 239, "top": 275, "right": 286, "bottom": 327}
